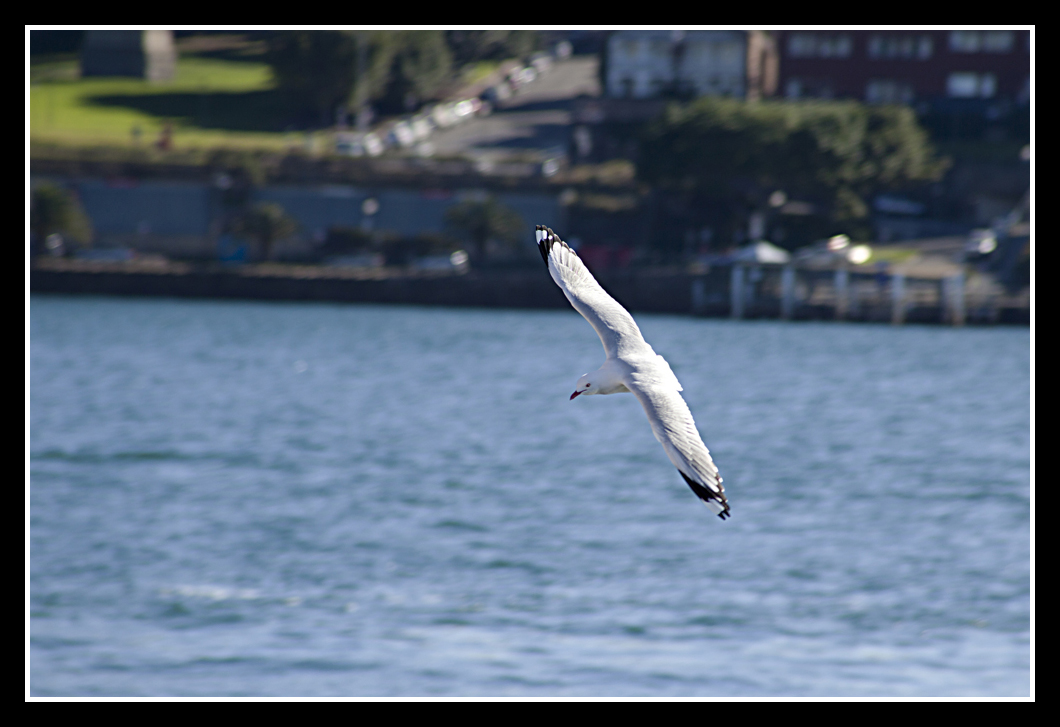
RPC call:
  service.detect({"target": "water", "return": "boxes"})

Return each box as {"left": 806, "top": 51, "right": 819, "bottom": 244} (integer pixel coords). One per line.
{"left": 29, "top": 295, "right": 1031, "bottom": 697}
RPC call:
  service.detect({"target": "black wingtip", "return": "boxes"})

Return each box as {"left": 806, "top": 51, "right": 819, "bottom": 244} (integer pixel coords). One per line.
{"left": 537, "top": 224, "right": 564, "bottom": 266}
{"left": 536, "top": 224, "right": 550, "bottom": 265}
{"left": 679, "top": 471, "right": 731, "bottom": 520}
{"left": 536, "top": 225, "right": 575, "bottom": 268}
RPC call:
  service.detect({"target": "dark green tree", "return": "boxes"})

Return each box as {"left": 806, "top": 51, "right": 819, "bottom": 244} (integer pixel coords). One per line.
{"left": 444, "top": 197, "right": 525, "bottom": 265}
{"left": 264, "top": 31, "right": 395, "bottom": 127}
{"left": 236, "top": 202, "right": 298, "bottom": 261}
{"left": 30, "top": 183, "right": 92, "bottom": 252}
{"left": 376, "top": 31, "right": 453, "bottom": 113}
{"left": 445, "top": 30, "right": 540, "bottom": 65}
{"left": 639, "top": 98, "right": 949, "bottom": 245}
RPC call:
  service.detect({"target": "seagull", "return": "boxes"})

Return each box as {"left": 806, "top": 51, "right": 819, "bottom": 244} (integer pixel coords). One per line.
{"left": 536, "top": 225, "right": 730, "bottom": 519}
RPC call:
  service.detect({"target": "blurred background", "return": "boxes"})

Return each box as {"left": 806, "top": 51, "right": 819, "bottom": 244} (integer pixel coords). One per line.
{"left": 29, "top": 28, "right": 1031, "bottom": 698}
{"left": 30, "top": 29, "right": 1029, "bottom": 291}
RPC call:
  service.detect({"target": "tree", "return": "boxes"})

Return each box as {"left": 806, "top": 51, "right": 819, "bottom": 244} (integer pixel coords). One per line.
{"left": 638, "top": 98, "right": 949, "bottom": 247}
{"left": 264, "top": 31, "right": 395, "bottom": 127}
{"left": 444, "top": 197, "right": 525, "bottom": 265}
{"left": 265, "top": 30, "right": 469, "bottom": 126}
{"left": 30, "top": 183, "right": 92, "bottom": 253}
{"left": 375, "top": 31, "right": 453, "bottom": 114}
{"left": 236, "top": 202, "right": 298, "bottom": 261}
{"left": 445, "top": 30, "right": 540, "bottom": 66}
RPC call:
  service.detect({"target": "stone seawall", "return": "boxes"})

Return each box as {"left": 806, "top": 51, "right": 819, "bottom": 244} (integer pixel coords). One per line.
{"left": 29, "top": 260, "right": 700, "bottom": 315}
{"left": 29, "top": 259, "right": 1029, "bottom": 324}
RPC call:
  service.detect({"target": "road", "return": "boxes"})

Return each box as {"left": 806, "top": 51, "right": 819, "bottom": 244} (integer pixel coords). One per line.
{"left": 428, "top": 56, "right": 600, "bottom": 163}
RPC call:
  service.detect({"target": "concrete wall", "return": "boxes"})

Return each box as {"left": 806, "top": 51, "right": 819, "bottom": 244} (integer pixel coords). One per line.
{"left": 54, "top": 177, "right": 564, "bottom": 259}
{"left": 258, "top": 186, "right": 563, "bottom": 247}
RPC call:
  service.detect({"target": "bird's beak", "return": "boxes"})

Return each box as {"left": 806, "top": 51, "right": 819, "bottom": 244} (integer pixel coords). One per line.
{"left": 570, "top": 391, "right": 581, "bottom": 400}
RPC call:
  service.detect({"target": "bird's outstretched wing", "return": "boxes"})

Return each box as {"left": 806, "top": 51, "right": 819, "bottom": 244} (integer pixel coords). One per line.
{"left": 536, "top": 225, "right": 649, "bottom": 360}
{"left": 537, "top": 224, "right": 729, "bottom": 520}
{"left": 628, "top": 377, "right": 730, "bottom": 519}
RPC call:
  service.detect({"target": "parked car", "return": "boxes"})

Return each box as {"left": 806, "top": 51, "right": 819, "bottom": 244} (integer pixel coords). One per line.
{"left": 410, "top": 115, "right": 433, "bottom": 141}
{"left": 530, "top": 52, "right": 553, "bottom": 74}
{"left": 388, "top": 121, "right": 416, "bottom": 148}
{"left": 481, "top": 84, "right": 506, "bottom": 104}
{"left": 335, "top": 132, "right": 384, "bottom": 157}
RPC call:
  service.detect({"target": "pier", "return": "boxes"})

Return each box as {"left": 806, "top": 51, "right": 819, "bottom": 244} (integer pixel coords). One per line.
{"left": 702, "top": 262, "right": 1027, "bottom": 325}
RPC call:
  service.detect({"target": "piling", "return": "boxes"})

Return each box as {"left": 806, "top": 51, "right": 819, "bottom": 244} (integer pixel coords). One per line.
{"left": 691, "top": 277, "right": 706, "bottom": 315}
{"left": 943, "top": 272, "right": 966, "bottom": 326}
{"left": 834, "top": 267, "right": 849, "bottom": 321}
{"left": 780, "top": 265, "right": 795, "bottom": 320}
{"left": 891, "top": 273, "right": 906, "bottom": 325}
{"left": 730, "top": 264, "right": 745, "bottom": 319}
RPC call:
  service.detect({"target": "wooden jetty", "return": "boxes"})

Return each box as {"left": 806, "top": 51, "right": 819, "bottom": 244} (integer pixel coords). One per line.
{"left": 695, "top": 262, "right": 1028, "bottom": 325}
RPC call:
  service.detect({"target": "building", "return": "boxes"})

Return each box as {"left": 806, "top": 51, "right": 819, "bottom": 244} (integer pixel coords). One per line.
{"left": 777, "top": 29, "right": 1029, "bottom": 107}
{"left": 80, "top": 30, "right": 176, "bottom": 81}
{"left": 573, "top": 30, "right": 778, "bottom": 160}
{"left": 602, "top": 30, "right": 778, "bottom": 101}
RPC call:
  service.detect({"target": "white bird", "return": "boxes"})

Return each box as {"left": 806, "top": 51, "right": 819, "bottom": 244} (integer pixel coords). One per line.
{"left": 536, "top": 225, "right": 730, "bottom": 519}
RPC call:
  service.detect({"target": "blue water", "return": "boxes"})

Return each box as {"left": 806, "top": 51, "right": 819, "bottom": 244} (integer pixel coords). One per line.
{"left": 29, "top": 295, "right": 1031, "bottom": 697}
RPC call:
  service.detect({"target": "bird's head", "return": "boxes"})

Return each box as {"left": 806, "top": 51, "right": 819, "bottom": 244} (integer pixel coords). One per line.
{"left": 570, "top": 374, "right": 596, "bottom": 400}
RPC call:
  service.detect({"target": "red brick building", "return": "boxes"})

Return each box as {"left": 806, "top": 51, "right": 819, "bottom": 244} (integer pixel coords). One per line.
{"left": 777, "top": 29, "right": 1030, "bottom": 105}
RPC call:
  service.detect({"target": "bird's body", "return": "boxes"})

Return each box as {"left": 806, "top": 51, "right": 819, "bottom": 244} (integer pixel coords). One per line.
{"left": 537, "top": 225, "right": 730, "bottom": 519}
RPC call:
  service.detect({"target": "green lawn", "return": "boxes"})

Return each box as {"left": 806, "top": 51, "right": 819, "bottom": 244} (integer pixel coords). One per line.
{"left": 30, "top": 55, "right": 305, "bottom": 152}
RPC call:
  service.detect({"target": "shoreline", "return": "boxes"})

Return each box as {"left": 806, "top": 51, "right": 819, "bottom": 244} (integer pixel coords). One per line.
{"left": 30, "top": 259, "right": 1029, "bottom": 325}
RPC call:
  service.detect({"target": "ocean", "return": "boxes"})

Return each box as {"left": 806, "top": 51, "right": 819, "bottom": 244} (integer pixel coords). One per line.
{"left": 29, "top": 295, "right": 1031, "bottom": 697}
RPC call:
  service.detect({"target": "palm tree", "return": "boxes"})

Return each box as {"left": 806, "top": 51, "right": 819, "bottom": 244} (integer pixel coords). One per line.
{"left": 444, "top": 197, "right": 524, "bottom": 265}
{"left": 236, "top": 202, "right": 298, "bottom": 261}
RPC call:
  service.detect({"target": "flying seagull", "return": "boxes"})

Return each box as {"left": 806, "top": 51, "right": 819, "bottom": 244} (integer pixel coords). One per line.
{"left": 536, "top": 225, "right": 730, "bottom": 519}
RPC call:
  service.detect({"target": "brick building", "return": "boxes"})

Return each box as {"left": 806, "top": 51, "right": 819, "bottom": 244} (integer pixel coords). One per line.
{"left": 777, "top": 29, "right": 1030, "bottom": 107}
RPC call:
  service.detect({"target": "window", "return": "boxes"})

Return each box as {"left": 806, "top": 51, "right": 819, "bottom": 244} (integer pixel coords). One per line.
{"left": 950, "top": 30, "right": 1015, "bottom": 54}
{"left": 980, "top": 73, "right": 997, "bottom": 97}
{"left": 866, "top": 80, "right": 915, "bottom": 104}
{"left": 947, "top": 72, "right": 997, "bottom": 98}
{"left": 947, "top": 73, "right": 977, "bottom": 97}
{"left": 619, "top": 38, "right": 640, "bottom": 57}
{"left": 788, "top": 34, "right": 817, "bottom": 58}
{"left": 1017, "top": 76, "right": 1029, "bottom": 105}
{"left": 787, "top": 33, "right": 852, "bottom": 58}
{"left": 949, "top": 31, "right": 981, "bottom": 53}
{"left": 868, "top": 34, "right": 933, "bottom": 59}
{"left": 918, "top": 36, "right": 934, "bottom": 59}
{"left": 718, "top": 41, "right": 742, "bottom": 65}
{"left": 819, "top": 35, "right": 852, "bottom": 58}
{"left": 785, "top": 77, "right": 835, "bottom": 99}
{"left": 982, "top": 31, "right": 1014, "bottom": 52}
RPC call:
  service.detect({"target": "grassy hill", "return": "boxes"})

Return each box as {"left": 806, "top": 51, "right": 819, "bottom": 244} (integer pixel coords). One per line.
{"left": 30, "top": 41, "right": 304, "bottom": 154}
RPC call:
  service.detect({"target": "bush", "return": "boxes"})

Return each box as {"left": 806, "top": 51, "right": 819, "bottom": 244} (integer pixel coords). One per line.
{"left": 444, "top": 196, "right": 525, "bottom": 265}
{"left": 233, "top": 202, "right": 298, "bottom": 261}
{"left": 378, "top": 232, "right": 460, "bottom": 266}
{"left": 639, "top": 98, "right": 949, "bottom": 249}
{"left": 30, "top": 183, "right": 93, "bottom": 254}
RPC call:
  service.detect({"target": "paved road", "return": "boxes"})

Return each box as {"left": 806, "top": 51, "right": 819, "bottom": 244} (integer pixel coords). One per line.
{"left": 428, "top": 56, "right": 601, "bottom": 162}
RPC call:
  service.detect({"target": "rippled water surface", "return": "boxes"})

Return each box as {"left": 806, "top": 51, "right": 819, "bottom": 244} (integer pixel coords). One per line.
{"left": 30, "top": 295, "right": 1031, "bottom": 697}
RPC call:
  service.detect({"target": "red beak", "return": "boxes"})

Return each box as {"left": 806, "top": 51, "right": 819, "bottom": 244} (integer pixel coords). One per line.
{"left": 570, "top": 391, "right": 581, "bottom": 400}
